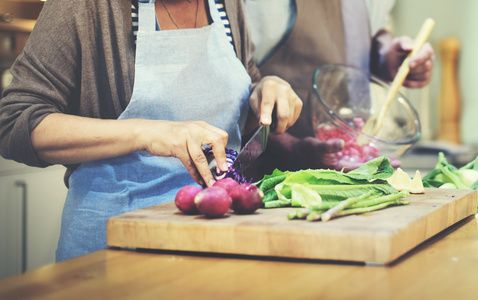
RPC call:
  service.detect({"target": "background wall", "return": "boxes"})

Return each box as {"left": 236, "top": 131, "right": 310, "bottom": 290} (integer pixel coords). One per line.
{"left": 391, "top": 0, "right": 476, "bottom": 146}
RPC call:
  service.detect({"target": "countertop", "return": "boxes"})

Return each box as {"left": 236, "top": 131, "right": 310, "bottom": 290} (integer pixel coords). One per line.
{"left": 0, "top": 214, "right": 477, "bottom": 300}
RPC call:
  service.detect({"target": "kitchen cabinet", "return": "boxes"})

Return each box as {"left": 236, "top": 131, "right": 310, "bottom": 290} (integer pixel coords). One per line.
{"left": 0, "top": 158, "right": 67, "bottom": 279}
{"left": 0, "top": 1, "right": 44, "bottom": 21}
{"left": 0, "top": 18, "right": 33, "bottom": 61}
{"left": 0, "top": 0, "right": 43, "bottom": 91}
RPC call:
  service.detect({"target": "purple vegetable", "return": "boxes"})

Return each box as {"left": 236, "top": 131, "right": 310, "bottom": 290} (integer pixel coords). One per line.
{"left": 230, "top": 183, "right": 264, "bottom": 214}
{"left": 213, "top": 178, "right": 240, "bottom": 193}
{"left": 194, "top": 186, "right": 232, "bottom": 218}
{"left": 203, "top": 147, "right": 250, "bottom": 184}
{"left": 174, "top": 185, "right": 201, "bottom": 215}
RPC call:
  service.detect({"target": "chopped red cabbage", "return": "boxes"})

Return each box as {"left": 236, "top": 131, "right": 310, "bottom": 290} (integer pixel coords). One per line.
{"left": 203, "top": 147, "right": 250, "bottom": 184}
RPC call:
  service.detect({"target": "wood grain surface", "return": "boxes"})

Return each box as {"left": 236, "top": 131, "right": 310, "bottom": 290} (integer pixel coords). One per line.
{"left": 107, "top": 188, "right": 477, "bottom": 264}
{"left": 1, "top": 214, "right": 478, "bottom": 300}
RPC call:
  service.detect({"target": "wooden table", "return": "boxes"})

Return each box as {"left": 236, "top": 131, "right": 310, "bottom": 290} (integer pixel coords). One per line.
{"left": 0, "top": 214, "right": 477, "bottom": 300}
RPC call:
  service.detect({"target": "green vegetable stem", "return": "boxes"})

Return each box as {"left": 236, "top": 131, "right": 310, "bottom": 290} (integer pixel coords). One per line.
{"left": 287, "top": 208, "right": 314, "bottom": 220}
{"left": 263, "top": 199, "right": 290, "bottom": 209}
{"left": 308, "top": 191, "right": 409, "bottom": 222}
{"left": 323, "top": 199, "right": 410, "bottom": 219}
{"left": 321, "top": 191, "right": 375, "bottom": 222}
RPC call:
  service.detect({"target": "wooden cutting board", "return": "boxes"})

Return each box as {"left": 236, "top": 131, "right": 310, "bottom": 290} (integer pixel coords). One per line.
{"left": 107, "top": 188, "right": 477, "bottom": 265}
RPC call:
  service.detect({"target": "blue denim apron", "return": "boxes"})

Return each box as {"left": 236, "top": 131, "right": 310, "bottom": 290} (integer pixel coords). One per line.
{"left": 56, "top": 0, "right": 251, "bottom": 261}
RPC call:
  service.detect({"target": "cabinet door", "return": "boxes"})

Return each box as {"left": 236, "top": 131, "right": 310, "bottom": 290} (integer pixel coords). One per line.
{"left": 0, "top": 175, "right": 24, "bottom": 279}
{"left": 0, "top": 166, "right": 67, "bottom": 279}
{"left": 23, "top": 169, "right": 67, "bottom": 271}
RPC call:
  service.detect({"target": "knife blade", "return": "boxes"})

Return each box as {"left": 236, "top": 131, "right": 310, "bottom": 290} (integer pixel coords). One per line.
{"left": 231, "top": 124, "right": 270, "bottom": 173}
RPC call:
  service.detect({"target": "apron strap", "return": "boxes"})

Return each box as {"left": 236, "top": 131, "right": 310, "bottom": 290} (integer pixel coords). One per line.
{"left": 207, "top": 0, "right": 221, "bottom": 24}
{"left": 138, "top": 0, "right": 157, "bottom": 32}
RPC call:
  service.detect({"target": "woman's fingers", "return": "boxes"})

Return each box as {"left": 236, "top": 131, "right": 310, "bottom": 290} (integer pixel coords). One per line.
{"left": 190, "top": 123, "right": 228, "bottom": 187}
{"left": 144, "top": 120, "right": 229, "bottom": 187}
{"left": 186, "top": 140, "right": 215, "bottom": 187}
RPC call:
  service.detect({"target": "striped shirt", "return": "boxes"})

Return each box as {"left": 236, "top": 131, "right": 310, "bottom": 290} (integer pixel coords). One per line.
{"left": 131, "top": 0, "right": 232, "bottom": 44}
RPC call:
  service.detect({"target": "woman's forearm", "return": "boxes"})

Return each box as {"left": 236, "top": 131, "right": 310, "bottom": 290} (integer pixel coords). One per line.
{"left": 31, "top": 113, "right": 145, "bottom": 165}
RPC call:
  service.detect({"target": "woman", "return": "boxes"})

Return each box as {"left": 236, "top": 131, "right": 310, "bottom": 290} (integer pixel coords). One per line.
{"left": 0, "top": 0, "right": 302, "bottom": 261}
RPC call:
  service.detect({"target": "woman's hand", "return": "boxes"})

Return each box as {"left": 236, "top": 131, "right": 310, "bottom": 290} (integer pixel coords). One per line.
{"left": 248, "top": 76, "right": 302, "bottom": 133}
{"left": 142, "top": 120, "right": 229, "bottom": 187}
{"left": 379, "top": 36, "right": 435, "bottom": 88}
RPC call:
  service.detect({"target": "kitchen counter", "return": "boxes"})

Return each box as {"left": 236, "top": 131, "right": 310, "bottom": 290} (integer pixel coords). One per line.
{"left": 0, "top": 214, "right": 477, "bottom": 300}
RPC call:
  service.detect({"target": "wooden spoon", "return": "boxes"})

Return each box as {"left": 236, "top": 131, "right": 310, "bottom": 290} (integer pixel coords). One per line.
{"left": 359, "top": 18, "right": 435, "bottom": 142}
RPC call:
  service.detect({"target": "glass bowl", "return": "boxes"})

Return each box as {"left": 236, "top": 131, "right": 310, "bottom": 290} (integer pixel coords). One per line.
{"left": 310, "top": 64, "right": 421, "bottom": 167}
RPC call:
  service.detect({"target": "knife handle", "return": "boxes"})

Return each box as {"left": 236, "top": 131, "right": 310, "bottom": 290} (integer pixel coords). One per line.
{"left": 270, "top": 107, "right": 277, "bottom": 131}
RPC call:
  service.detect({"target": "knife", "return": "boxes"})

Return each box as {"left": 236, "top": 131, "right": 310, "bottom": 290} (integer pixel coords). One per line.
{"left": 231, "top": 124, "right": 270, "bottom": 174}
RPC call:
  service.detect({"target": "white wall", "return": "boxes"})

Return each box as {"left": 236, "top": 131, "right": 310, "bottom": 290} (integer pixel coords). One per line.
{"left": 391, "top": 0, "right": 477, "bottom": 145}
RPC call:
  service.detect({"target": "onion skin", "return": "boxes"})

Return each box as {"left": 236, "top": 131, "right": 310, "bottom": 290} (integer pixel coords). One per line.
{"left": 213, "top": 178, "right": 240, "bottom": 193}
{"left": 230, "top": 184, "right": 264, "bottom": 214}
{"left": 194, "top": 187, "right": 232, "bottom": 218}
{"left": 175, "top": 186, "right": 202, "bottom": 215}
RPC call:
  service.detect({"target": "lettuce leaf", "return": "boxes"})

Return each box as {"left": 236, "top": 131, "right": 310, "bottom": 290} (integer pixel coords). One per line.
{"left": 259, "top": 156, "right": 397, "bottom": 207}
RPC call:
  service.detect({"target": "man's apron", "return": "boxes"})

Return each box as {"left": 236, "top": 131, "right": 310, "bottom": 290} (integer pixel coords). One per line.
{"left": 248, "top": 0, "right": 370, "bottom": 177}
{"left": 259, "top": 0, "right": 371, "bottom": 138}
{"left": 56, "top": 0, "right": 251, "bottom": 262}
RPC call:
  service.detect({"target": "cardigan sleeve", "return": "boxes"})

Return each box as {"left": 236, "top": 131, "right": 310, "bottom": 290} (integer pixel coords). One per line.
{"left": 0, "top": 0, "right": 82, "bottom": 167}
{"left": 0, "top": 0, "right": 135, "bottom": 168}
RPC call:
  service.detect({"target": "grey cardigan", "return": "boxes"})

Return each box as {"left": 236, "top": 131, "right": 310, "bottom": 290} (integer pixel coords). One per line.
{"left": 0, "top": 0, "right": 260, "bottom": 183}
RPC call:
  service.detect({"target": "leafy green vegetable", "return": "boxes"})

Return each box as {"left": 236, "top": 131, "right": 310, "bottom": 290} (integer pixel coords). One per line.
{"left": 258, "top": 155, "right": 408, "bottom": 208}
{"left": 256, "top": 157, "right": 410, "bottom": 221}
{"left": 439, "top": 182, "right": 457, "bottom": 189}
{"left": 257, "top": 156, "right": 394, "bottom": 202}
{"left": 290, "top": 183, "right": 322, "bottom": 208}
{"left": 308, "top": 183, "right": 396, "bottom": 200}
{"left": 422, "top": 152, "right": 478, "bottom": 213}
{"left": 346, "top": 156, "right": 395, "bottom": 181}
{"left": 456, "top": 169, "right": 478, "bottom": 187}
{"left": 274, "top": 182, "right": 396, "bottom": 205}
{"left": 256, "top": 169, "right": 288, "bottom": 193}
{"left": 259, "top": 157, "right": 397, "bottom": 206}
{"left": 262, "top": 189, "right": 278, "bottom": 203}
{"left": 422, "top": 152, "right": 478, "bottom": 190}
